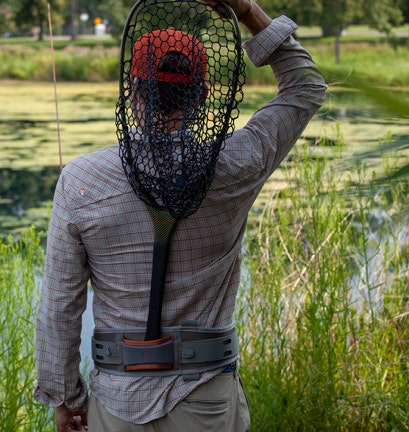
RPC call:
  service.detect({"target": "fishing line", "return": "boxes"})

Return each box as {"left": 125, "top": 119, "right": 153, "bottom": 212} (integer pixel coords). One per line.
{"left": 48, "top": 3, "right": 63, "bottom": 173}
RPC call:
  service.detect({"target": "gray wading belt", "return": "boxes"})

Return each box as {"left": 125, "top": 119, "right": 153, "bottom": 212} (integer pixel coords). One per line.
{"left": 92, "top": 322, "right": 238, "bottom": 380}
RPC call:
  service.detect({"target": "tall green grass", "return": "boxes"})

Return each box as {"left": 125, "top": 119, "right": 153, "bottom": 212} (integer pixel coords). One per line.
{"left": 0, "top": 228, "right": 54, "bottom": 431}
{"left": 236, "top": 134, "right": 409, "bottom": 430}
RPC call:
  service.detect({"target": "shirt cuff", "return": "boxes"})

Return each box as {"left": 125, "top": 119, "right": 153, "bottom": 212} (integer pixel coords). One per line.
{"left": 34, "top": 375, "right": 89, "bottom": 411}
{"left": 243, "top": 15, "right": 298, "bottom": 67}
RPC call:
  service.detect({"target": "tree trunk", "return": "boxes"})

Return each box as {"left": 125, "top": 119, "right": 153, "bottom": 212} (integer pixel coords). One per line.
{"left": 38, "top": 19, "right": 44, "bottom": 41}
{"left": 322, "top": 26, "right": 337, "bottom": 37}
{"left": 322, "top": 25, "right": 342, "bottom": 64}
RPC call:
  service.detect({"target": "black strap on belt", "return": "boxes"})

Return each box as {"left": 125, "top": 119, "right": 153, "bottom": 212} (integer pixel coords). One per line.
{"left": 145, "top": 206, "right": 177, "bottom": 341}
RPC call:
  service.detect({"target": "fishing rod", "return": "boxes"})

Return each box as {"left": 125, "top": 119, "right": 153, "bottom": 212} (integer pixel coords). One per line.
{"left": 47, "top": 3, "right": 63, "bottom": 173}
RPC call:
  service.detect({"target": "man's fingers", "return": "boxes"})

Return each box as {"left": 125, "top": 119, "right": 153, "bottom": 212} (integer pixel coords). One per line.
{"left": 203, "top": 0, "right": 252, "bottom": 22}
{"left": 56, "top": 406, "right": 88, "bottom": 432}
{"left": 72, "top": 415, "right": 88, "bottom": 430}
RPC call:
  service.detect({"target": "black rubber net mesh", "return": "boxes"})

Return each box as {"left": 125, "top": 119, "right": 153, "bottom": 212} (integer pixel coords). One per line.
{"left": 116, "top": 0, "right": 245, "bottom": 219}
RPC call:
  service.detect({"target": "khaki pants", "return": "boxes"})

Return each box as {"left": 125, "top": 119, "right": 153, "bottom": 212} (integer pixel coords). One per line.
{"left": 88, "top": 372, "right": 250, "bottom": 432}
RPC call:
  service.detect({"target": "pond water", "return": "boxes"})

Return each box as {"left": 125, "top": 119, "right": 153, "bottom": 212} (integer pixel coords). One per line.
{"left": 1, "top": 83, "right": 408, "bottom": 240}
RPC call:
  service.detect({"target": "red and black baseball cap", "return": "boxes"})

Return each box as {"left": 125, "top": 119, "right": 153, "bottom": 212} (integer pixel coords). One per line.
{"left": 130, "top": 28, "right": 208, "bottom": 87}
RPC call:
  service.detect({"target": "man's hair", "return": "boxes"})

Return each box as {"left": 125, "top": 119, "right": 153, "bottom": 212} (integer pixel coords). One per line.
{"left": 157, "top": 51, "right": 195, "bottom": 115}
{"left": 135, "top": 50, "right": 207, "bottom": 116}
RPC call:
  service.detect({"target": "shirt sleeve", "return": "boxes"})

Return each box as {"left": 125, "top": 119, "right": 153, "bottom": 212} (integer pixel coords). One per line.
{"left": 34, "top": 170, "right": 90, "bottom": 411}
{"left": 216, "top": 16, "right": 326, "bottom": 191}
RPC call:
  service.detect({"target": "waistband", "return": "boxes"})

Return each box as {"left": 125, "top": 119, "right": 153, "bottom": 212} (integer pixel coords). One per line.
{"left": 92, "top": 322, "right": 239, "bottom": 380}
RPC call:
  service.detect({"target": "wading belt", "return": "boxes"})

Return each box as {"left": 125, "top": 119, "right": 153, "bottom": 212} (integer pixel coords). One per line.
{"left": 92, "top": 322, "right": 238, "bottom": 380}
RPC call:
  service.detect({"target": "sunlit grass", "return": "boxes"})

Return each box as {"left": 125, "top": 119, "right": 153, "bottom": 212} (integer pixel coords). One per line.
{"left": 2, "top": 31, "right": 409, "bottom": 85}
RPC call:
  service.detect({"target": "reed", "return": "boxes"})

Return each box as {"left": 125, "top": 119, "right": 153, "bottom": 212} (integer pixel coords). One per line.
{"left": 0, "top": 227, "right": 54, "bottom": 431}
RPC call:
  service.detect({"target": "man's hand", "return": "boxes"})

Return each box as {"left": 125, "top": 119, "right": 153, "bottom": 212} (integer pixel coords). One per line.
{"left": 202, "top": 0, "right": 252, "bottom": 22}
{"left": 56, "top": 404, "right": 88, "bottom": 432}
{"left": 203, "top": 0, "right": 271, "bottom": 36}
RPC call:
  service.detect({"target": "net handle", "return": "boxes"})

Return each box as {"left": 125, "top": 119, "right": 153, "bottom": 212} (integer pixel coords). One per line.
{"left": 145, "top": 206, "right": 177, "bottom": 340}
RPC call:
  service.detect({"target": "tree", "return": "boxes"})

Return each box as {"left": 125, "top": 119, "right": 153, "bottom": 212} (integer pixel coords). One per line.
{"left": 254, "top": 0, "right": 404, "bottom": 62}
{"left": 399, "top": 0, "right": 409, "bottom": 22}
{"left": 13, "top": 0, "right": 65, "bottom": 41}
{"left": 321, "top": 0, "right": 363, "bottom": 63}
{"left": 76, "top": 0, "right": 134, "bottom": 38}
{"left": 362, "top": 0, "right": 404, "bottom": 34}
{"left": 253, "top": 0, "right": 361, "bottom": 62}
{"left": 255, "top": 0, "right": 296, "bottom": 17}
{"left": 0, "top": 1, "right": 14, "bottom": 36}
{"left": 70, "top": 0, "right": 78, "bottom": 40}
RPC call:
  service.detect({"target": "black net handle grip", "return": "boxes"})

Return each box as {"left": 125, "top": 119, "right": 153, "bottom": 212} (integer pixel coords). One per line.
{"left": 145, "top": 206, "right": 177, "bottom": 341}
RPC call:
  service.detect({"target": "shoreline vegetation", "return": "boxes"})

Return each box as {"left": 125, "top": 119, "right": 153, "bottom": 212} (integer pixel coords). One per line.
{"left": 1, "top": 29, "right": 409, "bottom": 86}
{"left": 238, "top": 142, "right": 409, "bottom": 431}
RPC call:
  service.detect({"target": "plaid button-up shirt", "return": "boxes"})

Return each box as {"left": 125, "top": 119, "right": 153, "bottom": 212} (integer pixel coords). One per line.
{"left": 35, "top": 16, "right": 326, "bottom": 424}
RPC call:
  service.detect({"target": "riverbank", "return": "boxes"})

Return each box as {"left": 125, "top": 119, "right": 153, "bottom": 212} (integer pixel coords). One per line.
{"left": 1, "top": 30, "right": 409, "bottom": 86}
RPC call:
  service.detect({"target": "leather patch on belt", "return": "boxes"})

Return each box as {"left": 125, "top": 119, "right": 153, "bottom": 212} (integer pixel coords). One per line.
{"left": 122, "top": 335, "right": 174, "bottom": 371}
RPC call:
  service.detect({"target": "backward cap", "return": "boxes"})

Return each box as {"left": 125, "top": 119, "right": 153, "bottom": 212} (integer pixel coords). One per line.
{"left": 130, "top": 28, "right": 208, "bottom": 84}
